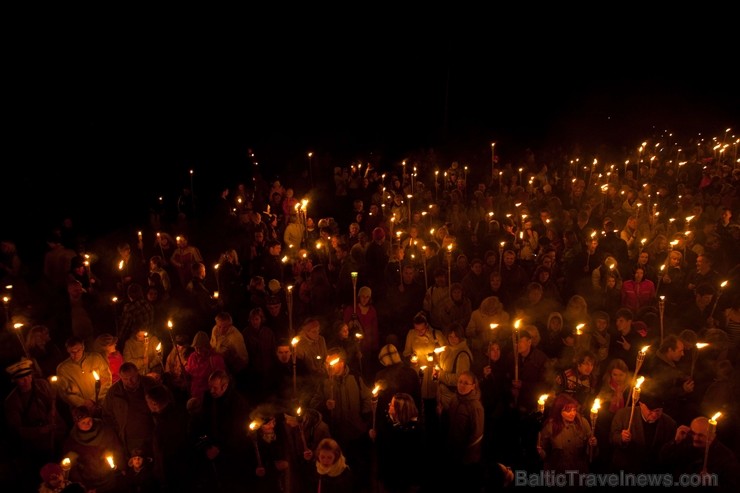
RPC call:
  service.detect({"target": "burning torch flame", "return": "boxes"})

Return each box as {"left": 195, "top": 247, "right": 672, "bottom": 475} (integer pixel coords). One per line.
{"left": 640, "top": 346, "right": 650, "bottom": 354}
{"left": 249, "top": 421, "right": 259, "bottom": 431}
{"left": 696, "top": 343, "right": 709, "bottom": 349}
{"left": 372, "top": 385, "right": 380, "bottom": 396}
{"left": 433, "top": 346, "right": 446, "bottom": 354}
{"left": 591, "top": 398, "right": 601, "bottom": 414}
{"left": 118, "top": 260, "right": 124, "bottom": 271}
{"left": 538, "top": 394, "right": 549, "bottom": 407}
{"left": 106, "top": 455, "right": 115, "bottom": 469}
{"left": 635, "top": 376, "right": 645, "bottom": 389}
{"left": 710, "top": 412, "right": 722, "bottom": 423}
{"left": 328, "top": 357, "right": 340, "bottom": 366}
{"left": 92, "top": 371, "right": 100, "bottom": 382}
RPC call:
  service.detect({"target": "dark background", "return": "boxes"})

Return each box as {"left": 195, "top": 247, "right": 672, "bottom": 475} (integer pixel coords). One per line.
{"left": 4, "top": 20, "right": 738, "bottom": 242}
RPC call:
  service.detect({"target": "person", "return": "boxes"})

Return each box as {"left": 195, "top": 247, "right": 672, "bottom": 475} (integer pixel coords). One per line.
{"left": 507, "top": 328, "right": 548, "bottom": 413}
{"left": 342, "top": 285, "right": 379, "bottom": 374}
{"left": 466, "top": 295, "right": 509, "bottom": 356}
{"left": 621, "top": 265, "right": 656, "bottom": 313}
{"left": 402, "top": 311, "right": 446, "bottom": 431}
{"left": 373, "top": 344, "right": 421, "bottom": 416}
{"left": 609, "top": 308, "right": 643, "bottom": 371}
{"left": 327, "top": 319, "right": 363, "bottom": 379}
{"left": 242, "top": 307, "right": 277, "bottom": 401}
{"left": 56, "top": 336, "right": 112, "bottom": 414}
{"left": 308, "top": 438, "right": 353, "bottom": 493}
{"left": 309, "top": 347, "right": 371, "bottom": 461}
{"left": 25, "top": 324, "right": 65, "bottom": 379}
{"left": 370, "top": 392, "right": 423, "bottom": 493}
{"left": 538, "top": 393, "right": 597, "bottom": 474}
{"left": 122, "top": 329, "right": 163, "bottom": 379}
{"left": 102, "top": 362, "right": 157, "bottom": 460}
{"left": 609, "top": 387, "right": 677, "bottom": 473}
{"left": 554, "top": 349, "right": 598, "bottom": 408}
{"left": 37, "top": 462, "right": 73, "bottom": 493}
{"left": 189, "top": 369, "right": 251, "bottom": 491}
{"left": 4, "top": 358, "right": 67, "bottom": 470}
{"left": 163, "top": 332, "right": 193, "bottom": 404}
{"left": 92, "top": 333, "right": 123, "bottom": 384}
{"left": 444, "top": 371, "right": 485, "bottom": 491}
{"left": 118, "top": 283, "right": 154, "bottom": 344}
{"left": 643, "top": 334, "right": 696, "bottom": 424}
{"left": 62, "top": 405, "right": 125, "bottom": 493}
{"left": 119, "top": 447, "right": 157, "bottom": 493}
{"left": 436, "top": 324, "right": 473, "bottom": 412}
{"left": 169, "top": 234, "right": 203, "bottom": 292}
{"left": 660, "top": 416, "right": 740, "bottom": 489}
{"left": 294, "top": 317, "right": 328, "bottom": 385}
{"left": 144, "top": 384, "right": 190, "bottom": 492}
{"left": 185, "top": 331, "right": 226, "bottom": 402}
{"left": 209, "top": 311, "right": 249, "bottom": 378}
{"left": 247, "top": 405, "right": 290, "bottom": 493}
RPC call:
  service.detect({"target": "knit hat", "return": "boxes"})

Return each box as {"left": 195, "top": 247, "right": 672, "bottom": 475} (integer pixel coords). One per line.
{"left": 268, "top": 279, "right": 282, "bottom": 294}
{"left": 378, "top": 344, "right": 402, "bottom": 366}
{"left": 40, "top": 463, "right": 63, "bottom": 483}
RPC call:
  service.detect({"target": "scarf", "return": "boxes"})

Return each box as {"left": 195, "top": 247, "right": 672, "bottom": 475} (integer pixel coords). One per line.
{"left": 69, "top": 419, "right": 109, "bottom": 447}
{"left": 316, "top": 455, "right": 347, "bottom": 477}
{"left": 608, "top": 378, "right": 626, "bottom": 413}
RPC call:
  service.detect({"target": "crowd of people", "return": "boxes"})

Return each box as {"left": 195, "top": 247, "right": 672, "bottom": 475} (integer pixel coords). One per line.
{"left": 2, "top": 134, "right": 740, "bottom": 492}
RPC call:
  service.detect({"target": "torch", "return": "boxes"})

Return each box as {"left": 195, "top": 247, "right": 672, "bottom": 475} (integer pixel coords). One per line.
{"left": 13, "top": 323, "right": 30, "bottom": 359}
{"left": 590, "top": 398, "right": 601, "bottom": 462}
{"left": 498, "top": 241, "right": 505, "bottom": 274}
{"left": 296, "top": 407, "right": 309, "bottom": 454}
{"left": 143, "top": 332, "right": 150, "bottom": 372}
{"left": 513, "top": 319, "right": 521, "bottom": 382}
{"left": 351, "top": 272, "right": 358, "bottom": 315}
{"left": 92, "top": 371, "right": 101, "bottom": 404}
{"left": 627, "top": 346, "right": 649, "bottom": 407}
{"left": 49, "top": 375, "right": 58, "bottom": 450}
{"left": 106, "top": 455, "right": 116, "bottom": 470}
{"left": 626, "top": 376, "right": 645, "bottom": 431}
{"left": 575, "top": 323, "right": 585, "bottom": 349}
{"left": 328, "top": 356, "right": 341, "bottom": 401}
{"left": 248, "top": 421, "right": 263, "bottom": 468}
{"left": 446, "top": 244, "right": 453, "bottom": 294}
{"left": 659, "top": 296, "right": 666, "bottom": 344}
{"left": 702, "top": 412, "right": 721, "bottom": 474}
{"left": 111, "top": 297, "right": 119, "bottom": 339}
{"left": 371, "top": 384, "right": 381, "bottom": 432}
{"left": 709, "top": 281, "right": 728, "bottom": 320}
{"left": 291, "top": 337, "right": 299, "bottom": 397}
{"left": 691, "top": 342, "right": 708, "bottom": 378}
{"left": 61, "top": 457, "right": 71, "bottom": 480}
{"left": 488, "top": 324, "right": 499, "bottom": 365}
{"left": 214, "top": 263, "right": 221, "bottom": 292}
{"left": 167, "top": 320, "right": 186, "bottom": 374}
{"left": 286, "top": 285, "right": 294, "bottom": 338}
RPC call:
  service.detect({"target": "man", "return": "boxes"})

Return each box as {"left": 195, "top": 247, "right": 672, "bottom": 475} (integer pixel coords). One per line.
{"left": 608, "top": 308, "right": 643, "bottom": 371}
{"left": 145, "top": 384, "right": 190, "bottom": 492}
{"left": 4, "top": 358, "right": 67, "bottom": 467}
{"left": 189, "top": 369, "right": 251, "bottom": 491}
{"left": 680, "top": 283, "right": 717, "bottom": 334}
{"left": 295, "top": 317, "right": 328, "bottom": 384}
{"left": 209, "top": 311, "right": 248, "bottom": 377}
{"left": 620, "top": 215, "right": 640, "bottom": 262}
{"left": 660, "top": 416, "right": 739, "bottom": 489}
{"left": 102, "top": 361, "right": 156, "bottom": 458}
{"left": 56, "top": 336, "right": 112, "bottom": 413}
{"left": 644, "top": 335, "right": 695, "bottom": 425}
{"left": 610, "top": 387, "right": 677, "bottom": 473}
{"left": 685, "top": 254, "right": 720, "bottom": 300}
{"left": 507, "top": 329, "right": 548, "bottom": 413}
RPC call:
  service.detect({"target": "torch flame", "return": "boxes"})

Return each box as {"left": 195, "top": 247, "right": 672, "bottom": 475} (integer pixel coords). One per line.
{"left": 291, "top": 337, "right": 299, "bottom": 346}
{"left": 50, "top": 375, "right": 58, "bottom": 383}
{"left": 106, "top": 455, "right": 115, "bottom": 469}
{"left": 489, "top": 323, "right": 499, "bottom": 330}
{"left": 640, "top": 346, "right": 650, "bottom": 354}
{"left": 92, "top": 371, "right": 100, "bottom": 382}
{"left": 696, "top": 343, "right": 709, "bottom": 349}
{"left": 296, "top": 407, "right": 302, "bottom": 416}
{"left": 168, "top": 320, "right": 173, "bottom": 329}
{"left": 156, "top": 342, "right": 162, "bottom": 352}
{"left": 720, "top": 280, "right": 728, "bottom": 288}
{"left": 328, "top": 357, "right": 340, "bottom": 366}
{"left": 635, "top": 376, "right": 645, "bottom": 389}
{"left": 249, "top": 421, "right": 259, "bottom": 431}
{"left": 372, "top": 385, "right": 380, "bottom": 396}
{"left": 538, "top": 394, "right": 549, "bottom": 406}
{"left": 61, "top": 457, "right": 71, "bottom": 468}
{"left": 433, "top": 346, "right": 446, "bottom": 354}
{"left": 710, "top": 412, "right": 722, "bottom": 423}
{"left": 118, "top": 260, "right": 124, "bottom": 271}
{"left": 576, "top": 323, "right": 585, "bottom": 335}
{"left": 591, "top": 398, "right": 601, "bottom": 414}
{"left": 514, "top": 319, "right": 521, "bottom": 330}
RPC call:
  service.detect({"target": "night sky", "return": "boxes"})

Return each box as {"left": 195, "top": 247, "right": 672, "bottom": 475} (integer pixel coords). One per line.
{"left": 4, "top": 21, "right": 738, "bottom": 240}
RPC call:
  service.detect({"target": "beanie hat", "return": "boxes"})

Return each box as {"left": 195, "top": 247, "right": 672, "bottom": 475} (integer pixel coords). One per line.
{"left": 378, "top": 344, "right": 402, "bottom": 366}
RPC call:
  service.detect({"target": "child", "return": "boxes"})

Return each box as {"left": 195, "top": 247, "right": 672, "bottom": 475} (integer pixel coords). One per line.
{"left": 120, "top": 448, "right": 156, "bottom": 492}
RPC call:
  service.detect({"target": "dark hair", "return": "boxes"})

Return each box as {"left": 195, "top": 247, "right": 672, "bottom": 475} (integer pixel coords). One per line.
{"left": 120, "top": 362, "right": 138, "bottom": 374}
{"left": 615, "top": 308, "right": 633, "bottom": 321}
{"left": 145, "top": 385, "right": 172, "bottom": 406}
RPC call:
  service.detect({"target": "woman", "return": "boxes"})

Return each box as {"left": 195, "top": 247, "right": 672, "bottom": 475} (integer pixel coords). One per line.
{"left": 25, "top": 325, "right": 65, "bottom": 378}
{"left": 445, "top": 371, "right": 485, "bottom": 491}
{"left": 147, "top": 255, "right": 171, "bottom": 299}
{"left": 327, "top": 320, "right": 362, "bottom": 379}
{"left": 62, "top": 406, "right": 124, "bottom": 493}
{"left": 466, "top": 296, "right": 509, "bottom": 356}
{"left": 538, "top": 393, "right": 597, "bottom": 473}
{"left": 92, "top": 333, "right": 123, "bottom": 384}
{"left": 185, "top": 331, "right": 226, "bottom": 402}
{"left": 342, "top": 286, "right": 379, "bottom": 360}
{"left": 309, "top": 438, "right": 353, "bottom": 493}
{"left": 592, "top": 358, "right": 629, "bottom": 472}
{"left": 371, "top": 393, "right": 422, "bottom": 492}
{"left": 437, "top": 324, "right": 473, "bottom": 412}
{"left": 620, "top": 266, "right": 656, "bottom": 313}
